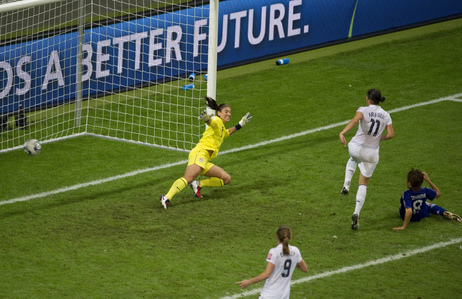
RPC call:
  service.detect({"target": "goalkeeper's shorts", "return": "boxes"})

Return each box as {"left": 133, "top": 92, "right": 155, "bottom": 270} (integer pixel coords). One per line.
{"left": 187, "top": 148, "right": 214, "bottom": 175}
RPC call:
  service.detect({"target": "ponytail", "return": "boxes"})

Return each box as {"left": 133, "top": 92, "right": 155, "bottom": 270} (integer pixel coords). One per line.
{"left": 205, "top": 97, "right": 219, "bottom": 110}
{"left": 277, "top": 226, "right": 292, "bottom": 255}
{"left": 205, "top": 97, "right": 230, "bottom": 112}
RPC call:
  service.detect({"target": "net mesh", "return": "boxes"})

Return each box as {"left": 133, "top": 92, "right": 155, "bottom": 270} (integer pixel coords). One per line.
{"left": 0, "top": 0, "right": 209, "bottom": 152}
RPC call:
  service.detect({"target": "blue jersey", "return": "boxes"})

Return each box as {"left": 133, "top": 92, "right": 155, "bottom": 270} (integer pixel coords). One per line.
{"left": 399, "top": 187, "right": 437, "bottom": 222}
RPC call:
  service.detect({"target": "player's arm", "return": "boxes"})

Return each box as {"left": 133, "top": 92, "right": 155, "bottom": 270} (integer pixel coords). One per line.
{"left": 339, "top": 111, "right": 363, "bottom": 147}
{"left": 380, "top": 124, "right": 394, "bottom": 141}
{"left": 422, "top": 171, "right": 441, "bottom": 198}
{"left": 235, "top": 262, "right": 274, "bottom": 289}
{"left": 229, "top": 112, "right": 252, "bottom": 135}
{"left": 393, "top": 207, "right": 412, "bottom": 230}
{"left": 296, "top": 259, "right": 308, "bottom": 272}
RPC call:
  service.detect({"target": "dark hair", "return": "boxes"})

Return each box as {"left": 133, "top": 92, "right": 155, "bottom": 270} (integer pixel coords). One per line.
{"left": 277, "top": 226, "right": 292, "bottom": 255}
{"left": 367, "top": 89, "right": 385, "bottom": 104}
{"left": 205, "top": 97, "right": 230, "bottom": 112}
{"left": 407, "top": 168, "right": 424, "bottom": 190}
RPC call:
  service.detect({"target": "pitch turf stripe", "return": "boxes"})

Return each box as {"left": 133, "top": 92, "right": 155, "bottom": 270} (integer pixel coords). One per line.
{"left": 1, "top": 93, "right": 461, "bottom": 206}
{"left": 220, "top": 237, "right": 462, "bottom": 299}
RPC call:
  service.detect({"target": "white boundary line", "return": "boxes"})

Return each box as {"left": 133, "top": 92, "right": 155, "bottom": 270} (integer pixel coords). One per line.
{"left": 1, "top": 93, "right": 461, "bottom": 206}
{"left": 220, "top": 238, "right": 462, "bottom": 299}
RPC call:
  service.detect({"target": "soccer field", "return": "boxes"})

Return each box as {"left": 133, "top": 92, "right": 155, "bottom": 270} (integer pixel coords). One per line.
{"left": 1, "top": 19, "right": 461, "bottom": 298}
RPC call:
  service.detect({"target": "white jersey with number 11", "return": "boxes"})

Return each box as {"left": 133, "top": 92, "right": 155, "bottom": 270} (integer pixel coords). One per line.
{"left": 351, "top": 105, "right": 392, "bottom": 149}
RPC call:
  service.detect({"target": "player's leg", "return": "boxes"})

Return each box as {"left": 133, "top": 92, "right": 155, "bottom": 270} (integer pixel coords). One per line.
{"left": 187, "top": 164, "right": 230, "bottom": 199}
{"left": 428, "top": 203, "right": 447, "bottom": 216}
{"left": 160, "top": 149, "right": 205, "bottom": 208}
{"left": 351, "top": 149, "right": 379, "bottom": 229}
{"left": 351, "top": 174, "right": 370, "bottom": 230}
{"left": 341, "top": 157, "right": 357, "bottom": 195}
{"left": 202, "top": 165, "right": 231, "bottom": 186}
{"left": 185, "top": 148, "right": 211, "bottom": 198}
{"left": 164, "top": 164, "right": 202, "bottom": 199}
{"left": 431, "top": 202, "right": 462, "bottom": 222}
{"left": 351, "top": 156, "right": 376, "bottom": 230}
{"left": 426, "top": 203, "right": 461, "bottom": 222}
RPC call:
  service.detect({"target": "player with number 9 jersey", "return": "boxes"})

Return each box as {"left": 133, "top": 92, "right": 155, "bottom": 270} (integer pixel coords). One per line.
{"left": 260, "top": 243, "right": 303, "bottom": 298}
{"left": 235, "top": 226, "right": 307, "bottom": 299}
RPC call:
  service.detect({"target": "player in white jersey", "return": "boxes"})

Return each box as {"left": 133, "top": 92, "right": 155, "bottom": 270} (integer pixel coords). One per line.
{"left": 235, "top": 226, "right": 307, "bottom": 299}
{"left": 339, "top": 89, "right": 394, "bottom": 230}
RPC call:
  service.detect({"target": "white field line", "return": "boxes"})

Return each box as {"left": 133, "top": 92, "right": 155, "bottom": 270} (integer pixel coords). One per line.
{"left": 220, "top": 238, "right": 462, "bottom": 299}
{"left": 0, "top": 159, "right": 186, "bottom": 206}
{"left": 1, "top": 93, "right": 461, "bottom": 206}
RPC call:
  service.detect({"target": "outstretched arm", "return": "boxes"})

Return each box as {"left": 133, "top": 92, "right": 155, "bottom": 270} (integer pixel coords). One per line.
{"left": 235, "top": 262, "right": 274, "bottom": 289}
{"left": 229, "top": 112, "right": 252, "bottom": 135}
{"left": 339, "top": 111, "right": 363, "bottom": 147}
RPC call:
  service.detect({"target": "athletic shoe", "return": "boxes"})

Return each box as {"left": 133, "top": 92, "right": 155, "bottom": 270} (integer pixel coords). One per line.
{"left": 443, "top": 211, "right": 462, "bottom": 222}
{"left": 189, "top": 180, "right": 203, "bottom": 198}
{"left": 351, "top": 214, "right": 359, "bottom": 230}
{"left": 340, "top": 187, "right": 349, "bottom": 195}
{"left": 159, "top": 195, "right": 170, "bottom": 209}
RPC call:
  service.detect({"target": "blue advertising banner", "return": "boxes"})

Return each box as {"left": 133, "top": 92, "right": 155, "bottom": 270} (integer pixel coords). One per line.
{"left": 1, "top": 0, "right": 461, "bottom": 114}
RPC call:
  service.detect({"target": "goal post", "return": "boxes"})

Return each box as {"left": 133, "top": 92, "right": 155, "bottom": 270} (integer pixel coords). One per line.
{"left": 206, "top": 0, "right": 218, "bottom": 116}
{"left": 0, "top": 0, "right": 217, "bottom": 153}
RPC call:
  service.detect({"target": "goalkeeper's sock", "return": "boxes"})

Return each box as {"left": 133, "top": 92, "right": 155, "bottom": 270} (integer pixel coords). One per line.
{"left": 166, "top": 177, "right": 188, "bottom": 200}
{"left": 200, "top": 177, "right": 224, "bottom": 188}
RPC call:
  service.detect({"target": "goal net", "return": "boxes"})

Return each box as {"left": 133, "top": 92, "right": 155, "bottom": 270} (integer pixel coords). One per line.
{"left": 0, "top": 0, "right": 213, "bottom": 153}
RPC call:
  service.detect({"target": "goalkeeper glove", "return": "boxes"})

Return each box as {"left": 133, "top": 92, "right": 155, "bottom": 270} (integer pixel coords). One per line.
{"left": 199, "top": 110, "right": 212, "bottom": 123}
{"left": 235, "top": 112, "right": 252, "bottom": 130}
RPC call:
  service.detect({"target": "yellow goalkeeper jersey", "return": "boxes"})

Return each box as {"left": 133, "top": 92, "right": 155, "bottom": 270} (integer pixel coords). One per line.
{"left": 194, "top": 116, "right": 230, "bottom": 159}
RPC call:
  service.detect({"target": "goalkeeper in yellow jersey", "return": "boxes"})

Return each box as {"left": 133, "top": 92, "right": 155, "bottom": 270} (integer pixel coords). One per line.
{"left": 159, "top": 97, "right": 252, "bottom": 209}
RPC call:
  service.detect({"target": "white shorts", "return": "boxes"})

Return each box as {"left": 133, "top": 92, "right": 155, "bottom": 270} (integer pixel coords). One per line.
{"left": 348, "top": 142, "right": 379, "bottom": 178}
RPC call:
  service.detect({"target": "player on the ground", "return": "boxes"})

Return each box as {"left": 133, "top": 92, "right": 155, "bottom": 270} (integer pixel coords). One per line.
{"left": 393, "top": 169, "right": 461, "bottom": 230}
{"left": 235, "top": 226, "right": 307, "bottom": 298}
{"left": 159, "top": 97, "right": 252, "bottom": 209}
{"left": 339, "top": 89, "right": 394, "bottom": 230}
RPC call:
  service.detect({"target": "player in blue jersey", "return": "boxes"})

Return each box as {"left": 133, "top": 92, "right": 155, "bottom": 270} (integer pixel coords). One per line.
{"left": 393, "top": 169, "right": 461, "bottom": 230}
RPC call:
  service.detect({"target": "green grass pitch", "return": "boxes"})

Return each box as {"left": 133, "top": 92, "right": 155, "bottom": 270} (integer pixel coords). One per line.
{"left": 0, "top": 18, "right": 461, "bottom": 298}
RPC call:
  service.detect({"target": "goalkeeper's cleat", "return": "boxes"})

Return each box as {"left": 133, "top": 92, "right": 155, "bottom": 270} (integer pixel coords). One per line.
{"left": 443, "top": 211, "right": 462, "bottom": 222}
{"left": 189, "top": 180, "right": 203, "bottom": 198}
{"left": 340, "top": 187, "right": 349, "bottom": 195}
{"left": 159, "top": 195, "right": 170, "bottom": 209}
{"left": 351, "top": 214, "right": 359, "bottom": 230}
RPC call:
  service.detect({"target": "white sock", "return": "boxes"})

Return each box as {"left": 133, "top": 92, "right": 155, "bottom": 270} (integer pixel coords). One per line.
{"left": 354, "top": 185, "right": 367, "bottom": 215}
{"left": 344, "top": 158, "right": 357, "bottom": 189}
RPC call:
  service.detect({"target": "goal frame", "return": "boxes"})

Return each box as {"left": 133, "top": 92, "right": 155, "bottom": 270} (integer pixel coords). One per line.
{"left": 0, "top": 0, "right": 218, "bottom": 153}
